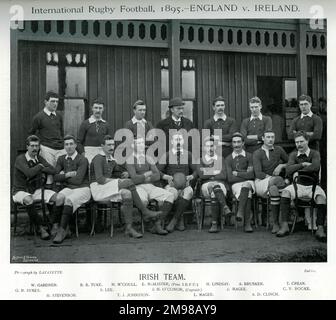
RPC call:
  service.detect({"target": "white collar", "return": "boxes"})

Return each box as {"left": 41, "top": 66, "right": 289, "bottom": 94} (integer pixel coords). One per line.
{"left": 88, "top": 115, "right": 106, "bottom": 124}
{"left": 250, "top": 114, "right": 263, "bottom": 121}
{"left": 99, "top": 150, "right": 115, "bottom": 161}
{"left": 65, "top": 151, "right": 78, "bottom": 160}
{"left": 300, "top": 111, "right": 313, "bottom": 119}
{"left": 25, "top": 152, "right": 38, "bottom": 162}
{"left": 205, "top": 153, "right": 218, "bottom": 162}
{"left": 172, "top": 148, "right": 184, "bottom": 155}
{"left": 214, "top": 114, "right": 227, "bottom": 122}
{"left": 133, "top": 152, "right": 146, "bottom": 160}
{"left": 43, "top": 107, "right": 56, "bottom": 116}
{"left": 131, "top": 116, "right": 147, "bottom": 124}
{"left": 172, "top": 115, "right": 182, "bottom": 122}
{"left": 232, "top": 150, "right": 246, "bottom": 159}
{"left": 297, "top": 148, "right": 311, "bottom": 157}
{"left": 261, "top": 145, "right": 274, "bottom": 160}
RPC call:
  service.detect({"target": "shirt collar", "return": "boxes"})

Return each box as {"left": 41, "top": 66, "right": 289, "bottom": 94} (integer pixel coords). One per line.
{"left": 99, "top": 150, "right": 115, "bottom": 161}
{"left": 214, "top": 114, "right": 227, "bottom": 122}
{"left": 43, "top": 107, "right": 56, "bottom": 116}
{"left": 172, "top": 115, "right": 182, "bottom": 122}
{"left": 250, "top": 114, "right": 263, "bottom": 121}
{"left": 172, "top": 148, "right": 184, "bottom": 155}
{"left": 261, "top": 145, "right": 274, "bottom": 160}
{"left": 66, "top": 151, "right": 78, "bottom": 160}
{"left": 133, "top": 152, "right": 146, "bottom": 160}
{"left": 300, "top": 111, "right": 313, "bottom": 119}
{"left": 25, "top": 152, "right": 38, "bottom": 162}
{"left": 205, "top": 153, "right": 218, "bottom": 162}
{"left": 232, "top": 150, "right": 246, "bottom": 159}
{"left": 131, "top": 116, "right": 147, "bottom": 125}
{"left": 297, "top": 148, "right": 311, "bottom": 157}
{"left": 88, "top": 115, "right": 106, "bottom": 123}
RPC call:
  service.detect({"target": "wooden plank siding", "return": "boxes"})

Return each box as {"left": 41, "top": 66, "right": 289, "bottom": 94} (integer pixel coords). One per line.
{"left": 192, "top": 51, "right": 297, "bottom": 128}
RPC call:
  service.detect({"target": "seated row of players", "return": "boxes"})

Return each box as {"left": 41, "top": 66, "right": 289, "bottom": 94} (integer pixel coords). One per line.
{"left": 13, "top": 128, "right": 327, "bottom": 244}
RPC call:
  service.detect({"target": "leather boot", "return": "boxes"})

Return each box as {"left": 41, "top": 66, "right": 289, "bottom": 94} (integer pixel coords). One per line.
{"left": 53, "top": 205, "right": 72, "bottom": 243}
{"left": 208, "top": 201, "right": 220, "bottom": 233}
{"left": 277, "top": 197, "right": 290, "bottom": 237}
{"left": 176, "top": 215, "right": 185, "bottom": 231}
{"left": 270, "top": 204, "right": 280, "bottom": 234}
{"left": 122, "top": 199, "right": 143, "bottom": 239}
{"left": 151, "top": 220, "right": 168, "bottom": 235}
{"left": 236, "top": 187, "right": 249, "bottom": 221}
{"left": 316, "top": 204, "right": 327, "bottom": 242}
{"left": 166, "top": 198, "right": 189, "bottom": 232}
{"left": 244, "top": 198, "right": 253, "bottom": 233}
{"left": 208, "top": 222, "right": 219, "bottom": 233}
{"left": 213, "top": 186, "right": 231, "bottom": 216}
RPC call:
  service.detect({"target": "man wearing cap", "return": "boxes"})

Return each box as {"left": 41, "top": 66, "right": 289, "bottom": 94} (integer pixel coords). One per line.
{"left": 253, "top": 130, "right": 288, "bottom": 233}
{"left": 196, "top": 137, "right": 231, "bottom": 233}
{"left": 204, "top": 96, "right": 238, "bottom": 158}
{"left": 277, "top": 131, "right": 327, "bottom": 241}
{"left": 77, "top": 98, "right": 111, "bottom": 163}
{"left": 124, "top": 99, "right": 155, "bottom": 148}
{"left": 240, "top": 96, "right": 272, "bottom": 153}
{"left": 12, "top": 135, "right": 58, "bottom": 240}
{"left": 157, "top": 132, "right": 198, "bottom": 232}
{"left": 288, "top": 94, "right": 323, "bottom": 151}
{"left": 126, "top": 137, "right": 175, "bottom": 235}
{"left": 29, "top": 91, "right": 66, "bottom": 181}
{"left": 156, "top": 97, "right": 195, "bottom": 152}
{"left": 225, "top": 133, "right": 255, "bottom": 232}
{"left": 52, "top": 135, "right": 91, "bottom": 244}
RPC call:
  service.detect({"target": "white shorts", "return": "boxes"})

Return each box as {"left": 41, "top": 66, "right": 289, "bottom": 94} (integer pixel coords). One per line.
{"left": 255, "top": 176, "right": 272, "bottom": 197}
{"left": 90, "top": 180, "right": 122, "bottom": 202}
{"left": 59, "top": 187, "right": 91, "bottom": 213}
{"left": 231, "top": 180, "right": 255, "bottom": 199}
{"left": 201, "top": 181, "right": 227, "bottom": 198}
{"left": 13, "top": 189, "right": 56, "bottom": 205}
{"left": 40, "top": 144, "right": 66, "bottom": 167}
{"left": 283, "top": 184, "right": 326, "bottom": 201}
{"left": 84, "top": 146, "right": 103, "bottom": 164}
{"left": 165, "top": 185, "right": 194, "bottom": 201}
{"left": 136, "top": 184, "right": 173, "bottom": 206}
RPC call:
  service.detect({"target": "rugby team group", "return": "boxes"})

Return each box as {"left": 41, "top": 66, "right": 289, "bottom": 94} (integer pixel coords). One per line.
{"left": 12, "top": 92, "right": 327, "bottom": 244}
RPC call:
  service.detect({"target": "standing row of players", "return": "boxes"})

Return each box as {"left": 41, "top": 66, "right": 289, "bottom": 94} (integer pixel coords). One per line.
{"left": 12, "top": 92, "right": 326, "bottom": 244}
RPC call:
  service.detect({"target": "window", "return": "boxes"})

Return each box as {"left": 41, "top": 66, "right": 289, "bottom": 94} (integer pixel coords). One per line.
{"left": 46, "top": 51, "right": 87, "bottom": 136}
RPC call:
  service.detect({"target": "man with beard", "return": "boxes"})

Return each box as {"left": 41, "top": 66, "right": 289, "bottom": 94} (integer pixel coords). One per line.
{"left": 196, "top": 137, "right": 232, "bottom": 233}
{"left": 240, "top": 96, "right": 272, "bottom": 153}
{"left": 288, "top": 95, "right": 323, "bottom": 151}
{"left": 12, "top": 135, "right": 58, "bottom": 239}
{"left": 253, "top": 130, "right": 288, "bottom": 234}
{"left": 90, "top": 135, "right": 162, "bottom": 238}
{"left": 225, "top": 133, "right": 255, "bottom": 232}
{"left": 126, "top": 137, "right": 174, "bottom": 235}
{"left": 77, "top": 98, "right": 111, "bottom": 163}
{"left": 204, "top": 96, "right": 238, "bottom": 158}
{"left": 157, "top": 133, "right": 197, "bottom": 232}
{"left": 277, "top": 131, "right": 327, "bottom": 241}
{"left": 52, "top": 135, "right": 91, "bottom": 244}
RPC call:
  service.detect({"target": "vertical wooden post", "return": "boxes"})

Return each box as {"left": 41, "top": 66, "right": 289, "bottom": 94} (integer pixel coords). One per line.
{"left": 168, "top": 20, "right": 181, "bottom": 98}
{"left": 297, "top": 20, "right": 308, "bottom": 96}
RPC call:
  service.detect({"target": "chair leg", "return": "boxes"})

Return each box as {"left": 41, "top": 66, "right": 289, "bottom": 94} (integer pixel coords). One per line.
{"left": 13, "top": 203, "right": 18, "bottom": 236}
{"left": 290, "top": 212, "right": 297, "bottom": 234}
{"left": 141, "top": 211, "right": 145, "bottom": 235}
{"left": 75, "top": 210, "right": 79, "bottom": 238}
{"left": 310, "top": 207, "right": 315, "bottom": 236}
{"left": 90, "top": 203, "right": 96, "bottom": 236}
{"left": 110, "top": 203, "right": 114, "bottom": 238}
{"left": 253, "top": 197, "right": 258, "bottom": 230}
{"left": 234, "top": 200, "right": 238, "bottom": 231}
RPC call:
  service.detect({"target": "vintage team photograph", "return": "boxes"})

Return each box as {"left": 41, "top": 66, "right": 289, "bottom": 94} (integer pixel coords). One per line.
{"left": 10, "top": 18, "right": 327, "bottom": 263}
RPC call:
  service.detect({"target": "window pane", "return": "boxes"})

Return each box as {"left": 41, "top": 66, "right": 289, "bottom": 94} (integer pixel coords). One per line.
{"left": 161, "top": 100, "right": 169, "bottom": 119}
{"left": 63, "top": 99, "right": 85, "bottom": 137}
{"left": 46, "top": 65, "right": 59, "bottom": 93}
{"left": 161, "top": 69, "right": 169, "bottom": 99}
{"left": 182, "top": 70, "right": 195, "bottom": 99}
{"left": 182, "top": 101, "right": 193, "bottom": 122}
{"left": 65, "top": 66, "right": 86, "bottom": 97}
{"left": 284, "top": 80, "right": 297, "bottom": 101}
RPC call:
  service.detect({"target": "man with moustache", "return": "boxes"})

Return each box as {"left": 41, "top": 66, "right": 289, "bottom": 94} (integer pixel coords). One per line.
{"left": 240, "top": 96, "right": 272, "bottom": 154}
{"left": 52, "top": 135, "right": 91, "bottom": 244}
{"left": 77, "top": 98, "right": 111, "bottom": 163}
{"left": 157, "top": 132, "right": 198, "bottom": 232}
{"left": 277, "top": 131, "right": 327, "bottom": 241}
{"left": 196, "top": 137, "right": 232, "bottom": 233}
{"left": 12, "top": 135, "right": 58, "bottom": 240}
{"left": 204, "top": 96, "right": 238, "bottom": 158}
{"left": 156, "top": 97, "right": 195, "bottom": 151}
{"left": 29, "top": 91, "right": 66, "bottom": 182}
{"left": 253, "top": 130, "right": 288, "bottom": 233}
{"left": 225, "top": 133, "right": 255, "bottom": 232}
{"left": 288, "top": 95, "right": 323, "bottom": 151}
{"left": 90, "top": 135, "right": 162, "bottom": 238}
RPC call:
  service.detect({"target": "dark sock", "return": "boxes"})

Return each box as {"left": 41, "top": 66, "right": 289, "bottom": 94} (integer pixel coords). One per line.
{"left": 160, "top": 201, "right": 173, "bottom": 220}
{"left": 244, "top": 198, "right": 252, "bottom": 224}
{"left": 237, "top": 187, "right": 249, "bottom": 216}
{"left": 50, "top": 205, "right": 63, "bottom": 224}
{"left": 173, "top": 197, "right": 190, "bottom": 220}
{"left": 26, "top": 204, "right": 42, "bottom": 227}
{"left": 213, "top": 186, "right": 228, "bottom": 206}
{"left": 121, "top": 199, "right": 134, "bottom": 225}
{"left": 316, "top": 204, "right": 326, "bottom": 226}
{"left": 60, "top": 205, "right": 73, "bottom": 229}
{"left": 270, "top": 195, "right": 281, "bottom": 225}
{"left": 280, "top": 197, "right": 291, "bottom": 223}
